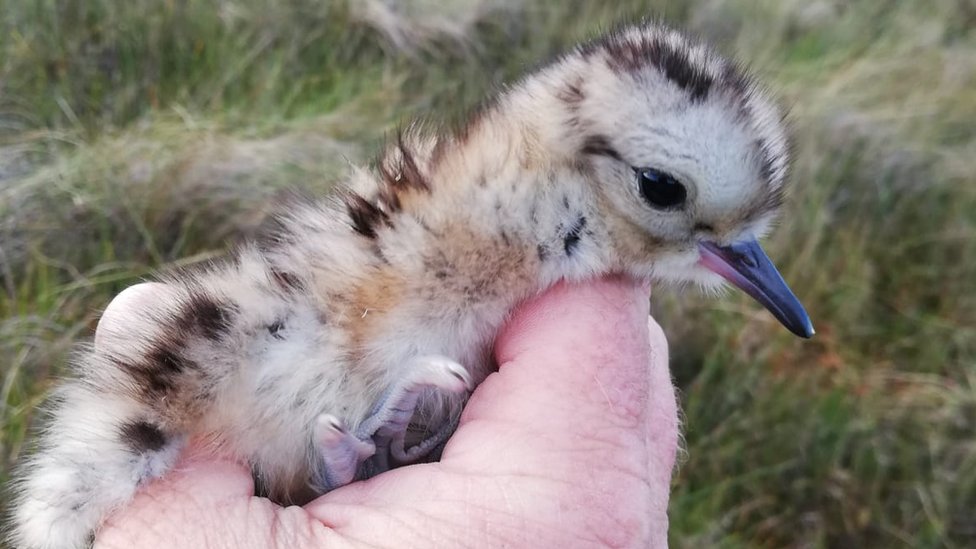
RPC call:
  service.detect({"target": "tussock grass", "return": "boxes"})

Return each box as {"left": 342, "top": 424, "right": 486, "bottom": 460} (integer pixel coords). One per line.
{"left": 1, "top": 1, "right": 973, "bottom": 546}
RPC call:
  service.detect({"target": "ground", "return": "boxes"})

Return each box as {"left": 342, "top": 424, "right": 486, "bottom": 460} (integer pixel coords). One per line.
{"left": 1, "top": 1, "right": 974, "bottom": 547}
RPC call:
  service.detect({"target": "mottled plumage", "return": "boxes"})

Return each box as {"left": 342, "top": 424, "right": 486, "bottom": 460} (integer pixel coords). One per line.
{"left": 10, "top": 21, "right": 811, "bottom": 549}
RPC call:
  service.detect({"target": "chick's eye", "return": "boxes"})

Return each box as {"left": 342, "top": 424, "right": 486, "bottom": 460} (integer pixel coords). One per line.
{"left": 635, "top": 167, "right": 687, "bottom": 209}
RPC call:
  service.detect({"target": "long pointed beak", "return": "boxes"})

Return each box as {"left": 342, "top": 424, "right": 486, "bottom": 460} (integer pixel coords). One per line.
{"left": 698, "top": 239, "right": 815, "bottom": 338}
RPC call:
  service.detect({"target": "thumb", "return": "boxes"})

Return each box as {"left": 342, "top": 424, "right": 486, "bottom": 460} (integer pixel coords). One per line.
{"left": 441, "top": 275, "right": 678, "bottom": 537}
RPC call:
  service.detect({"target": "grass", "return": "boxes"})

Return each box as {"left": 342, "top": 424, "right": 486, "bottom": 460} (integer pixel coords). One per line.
{"left": 1, "top": 0, "right": 974, "bottom": 546}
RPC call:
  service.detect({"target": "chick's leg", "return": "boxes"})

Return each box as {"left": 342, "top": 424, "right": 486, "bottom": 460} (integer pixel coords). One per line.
{"left": 312, "top": 414, "right": 377, "bottom": 491}
{"left": 359, "top": 355, "right": 473, "bottom": 465}
{"left": 311, "top": 355, "right": 472, "bottom": 493}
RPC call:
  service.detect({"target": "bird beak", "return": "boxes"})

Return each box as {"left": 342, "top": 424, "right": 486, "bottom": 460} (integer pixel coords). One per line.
{"left": 698, "top": 239, "right": 815, "bottom": 338}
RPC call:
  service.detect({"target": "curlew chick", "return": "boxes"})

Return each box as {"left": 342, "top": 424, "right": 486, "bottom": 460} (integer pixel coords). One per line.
{"left": 11, "top": 21, "right": 813, "bottom": 549}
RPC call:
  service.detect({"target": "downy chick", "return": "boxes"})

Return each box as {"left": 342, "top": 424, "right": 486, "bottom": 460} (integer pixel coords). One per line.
{"left": 11, "top": 21, "right": 813, "bottom": 549}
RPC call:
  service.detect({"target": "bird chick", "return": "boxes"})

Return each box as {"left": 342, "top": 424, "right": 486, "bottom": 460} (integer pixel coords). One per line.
{"left": 10, "top": 21, "right": 813, "bottom": 549}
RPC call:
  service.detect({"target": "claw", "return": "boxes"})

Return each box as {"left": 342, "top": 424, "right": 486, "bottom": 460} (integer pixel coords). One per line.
{"left": 313, "top": 414, "right": 376, "bottom": 491}
{"left": 409, "top": 355, "right": 474, "bottom": 393}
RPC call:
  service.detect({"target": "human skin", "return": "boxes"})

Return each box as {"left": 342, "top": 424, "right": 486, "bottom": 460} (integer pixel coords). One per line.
{"left": 95, "top": 275, "right": 679, "bottom": 549}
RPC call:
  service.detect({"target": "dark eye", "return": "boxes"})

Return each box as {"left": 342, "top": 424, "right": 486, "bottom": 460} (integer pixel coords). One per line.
{"left": 635, "top": 167, "right": 687, "bottom": 209}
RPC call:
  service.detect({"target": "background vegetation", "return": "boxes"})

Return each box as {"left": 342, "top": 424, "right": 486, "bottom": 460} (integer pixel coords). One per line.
{"left": 1, "top": 0, "right": 973, "bottom": 546}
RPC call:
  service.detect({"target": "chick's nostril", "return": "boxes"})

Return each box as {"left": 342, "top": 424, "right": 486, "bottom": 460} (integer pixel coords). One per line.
{"left": 738, "top": 251, "right": 757, "bottom": 269}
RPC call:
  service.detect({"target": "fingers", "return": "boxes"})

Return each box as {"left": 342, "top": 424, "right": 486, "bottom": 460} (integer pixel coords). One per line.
{"left": 95, "top": 441, "right": 254, "bottom": 548}
{"left": 95, "top": 440, "right": 352, "bottom": 549}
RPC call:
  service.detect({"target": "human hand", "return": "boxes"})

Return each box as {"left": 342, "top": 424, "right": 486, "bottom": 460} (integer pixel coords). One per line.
{"left": 95, "top": 275, "right": 679, "bottom": 548}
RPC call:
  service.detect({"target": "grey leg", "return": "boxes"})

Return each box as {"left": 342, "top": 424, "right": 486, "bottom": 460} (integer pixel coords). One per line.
{"left": 312, "top": 355, "right": 472, "bottom": 492}
{"left": 312, "top": 414, "right": 376, "bottom": 491}
{"left": 356, "top": 355, "right": 472, "bottom": 464}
